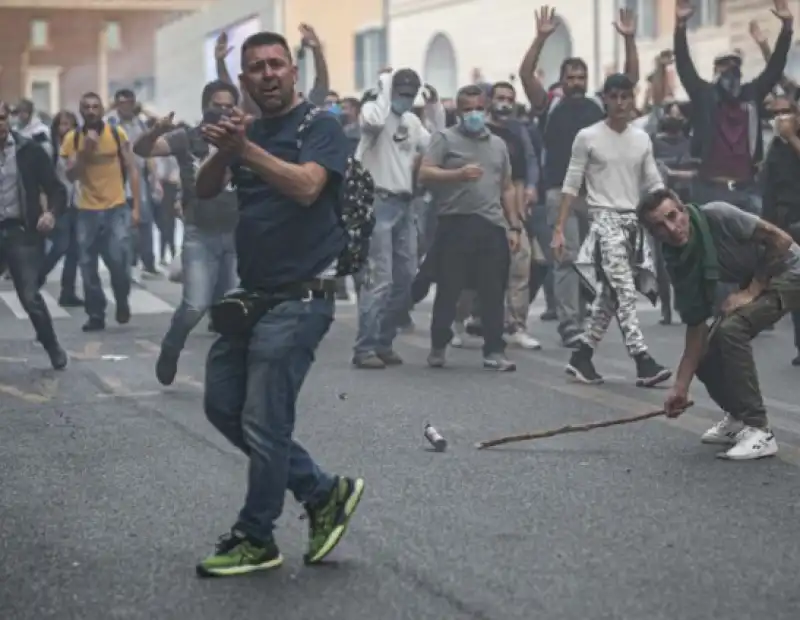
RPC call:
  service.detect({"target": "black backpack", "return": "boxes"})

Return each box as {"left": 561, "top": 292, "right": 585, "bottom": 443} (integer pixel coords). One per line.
{"left": 296, "top": 107, "right": 375, "bottom": 277}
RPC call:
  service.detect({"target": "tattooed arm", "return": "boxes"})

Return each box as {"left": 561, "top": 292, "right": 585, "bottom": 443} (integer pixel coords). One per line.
{"left": 750, "top": 218, "right": 795, "bottom": 294}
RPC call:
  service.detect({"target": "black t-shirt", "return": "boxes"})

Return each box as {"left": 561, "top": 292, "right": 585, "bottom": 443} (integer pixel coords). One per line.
{"left": 488, "top": 123, "right": 526, "bottom": 182}
{"left": 542, "top": 97, "right": 605, "bottom": 190}
{"left": 231, "top": 102, "right": 348, "bottom": 291}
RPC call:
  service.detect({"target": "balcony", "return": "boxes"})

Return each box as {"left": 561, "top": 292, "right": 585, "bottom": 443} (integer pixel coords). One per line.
{"left": 0, "top": 0, "right": 214, "bottom": 9}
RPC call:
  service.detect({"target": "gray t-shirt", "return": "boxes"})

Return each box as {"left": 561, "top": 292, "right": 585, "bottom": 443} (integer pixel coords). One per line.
{"left": 702, "top": 201, "right": 800, "bottom": 283}
{"left": 163, "top": 126, "right": 238, "bottom": 233}
{"left": 423, "top": 126, "right": 510, "bottom": 230}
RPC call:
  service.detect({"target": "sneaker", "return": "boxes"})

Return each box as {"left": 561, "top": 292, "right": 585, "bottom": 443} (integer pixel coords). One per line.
{"left": 156, "top": 349, "right": 179, "bottom": 386}
{"left": 141, "top": 269, "right": 162, "bottom": 280}
{"left": 701, "top": 414, "right": 744, "bottom": 445}
{"left": 82, "top": 318, "right": 105, "bottom": 332}
{"left": 483, "top": 352, "right": 516, "bottom": 372}
{"left": 565, "top": 344, "right": 603, "bottom": 384}
{"left": 540, "top": 309, "right": 557, "bottom": 322}
{"left": 451, "top": 322, "right": 465, "bottom": 348}
{"left": 376, "top": 350, "right": 403, "bottom": 366}
{"left": 352, "top": 353, "right": 385, "bottom": 369}
{"left": 464, "top": 317, "right": 483, "bottom": 337}
{"left": 792, "top": 353, "right": 800, "bottom": 367}
{"left": 304, "top": 476, "right": 365, "bottom": 564}
{"left": 506, "top": 331, "right": 542, "bottom": 350}
{"left": 58, "top": 293, "right": 84, "bottom": 308}
{"left": 427, "top": 348, "right": 446, "bottom": 368}
{"left": 115, "top": 302, "right": 131, "bottom": 325}
{"left": 45, "top": 343, "right": 68, "bottom": 371}
{"left": 634, "top": 352, "right": 672, "bottom": 387}
{"left": 718, "top": 426, "right": 778, "bottom": 460}
{"left": 196, "top": 530, "right": 283, "bottom": 577}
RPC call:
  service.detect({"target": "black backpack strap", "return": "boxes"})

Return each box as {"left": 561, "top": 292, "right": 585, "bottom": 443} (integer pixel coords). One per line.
{"left": 109, "top": 125, "right": 128, "bottom": 185}
{"left": 296, "top": 106, "right": 322, "bottom": 150}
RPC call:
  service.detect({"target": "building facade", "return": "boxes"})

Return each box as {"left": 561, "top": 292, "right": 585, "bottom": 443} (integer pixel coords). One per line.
{"left": 387, "top": 0, "right": 800, "bottom": 102}
{"left": 0, "top": 0, "right": 209, "bottom": 115}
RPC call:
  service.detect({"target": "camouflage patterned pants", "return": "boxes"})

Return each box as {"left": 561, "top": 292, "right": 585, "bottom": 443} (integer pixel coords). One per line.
{"left": 582, "top": 209, "right": 647, "bottom": 356}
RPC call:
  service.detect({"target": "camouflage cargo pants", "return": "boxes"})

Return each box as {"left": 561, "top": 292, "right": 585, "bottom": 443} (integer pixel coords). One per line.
{"left": 582, "top": 209, "right": 647, "bottom": 356}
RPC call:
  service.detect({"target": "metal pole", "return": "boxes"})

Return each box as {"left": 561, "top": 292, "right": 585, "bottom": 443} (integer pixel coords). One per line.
{"left": 593, "top": 0, "right": 602, "bottom": 89}
{"left": 383, "top": 0, "right": 391, "bottom": 67}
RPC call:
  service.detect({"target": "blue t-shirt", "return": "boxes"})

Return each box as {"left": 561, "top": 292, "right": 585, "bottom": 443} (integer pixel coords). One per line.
{"left": 232, "top": 102, "right": 348, "bottom": 291}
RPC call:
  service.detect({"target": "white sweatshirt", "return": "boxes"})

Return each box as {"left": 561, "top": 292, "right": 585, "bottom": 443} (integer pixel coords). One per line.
{"left": 561, "top": 120, "right": 664, "bottom": 210}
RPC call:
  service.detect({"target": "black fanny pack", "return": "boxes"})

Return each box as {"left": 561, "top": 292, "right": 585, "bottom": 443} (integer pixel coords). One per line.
{"left": 210, "top": 280, "right": 336, "bottom": 337}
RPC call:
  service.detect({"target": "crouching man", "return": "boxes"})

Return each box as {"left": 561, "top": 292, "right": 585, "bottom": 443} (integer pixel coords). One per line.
{"left": 638, "top": 189, "right": 800, "bottom": 460}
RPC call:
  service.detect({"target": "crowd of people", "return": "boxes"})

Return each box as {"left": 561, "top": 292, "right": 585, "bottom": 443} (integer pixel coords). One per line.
{"left": 1, "top": 0, "right": 800, "bottom": 577}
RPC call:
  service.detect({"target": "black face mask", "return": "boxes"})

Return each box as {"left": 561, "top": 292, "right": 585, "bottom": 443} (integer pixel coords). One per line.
{"left": 716, "top": 67, "right": 742, "bottom": 100}
{"left": 659, "top": 117, "right": 685, "bottom": 134}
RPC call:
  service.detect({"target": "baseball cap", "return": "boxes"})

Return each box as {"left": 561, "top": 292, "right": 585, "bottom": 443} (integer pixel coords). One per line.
{"left": 714, "top": 49, "right": 743, "bottom": 66}
{"left": 601, "top": 73, "right": 635, "bottom": 93}
{"left": 392, "top": 68, "right": 421, "bottom": 97}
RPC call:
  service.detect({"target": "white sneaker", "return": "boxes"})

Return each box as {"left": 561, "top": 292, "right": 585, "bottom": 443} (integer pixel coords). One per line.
{"left": 506, "top": 331, "right": 542, "bottom": 350}
{"left": 718, "top": 426, "right": 778, "bottom": 460}
{"left": 451, "top": 322, "right": 465, "bottom": 348}
{"left": 701, "top": 414, "right": 744, "bottom": 445}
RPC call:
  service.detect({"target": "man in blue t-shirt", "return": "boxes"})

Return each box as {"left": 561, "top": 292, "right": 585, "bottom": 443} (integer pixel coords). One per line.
{"left": 194, "top": 30, "right": 365, "bottom": 578}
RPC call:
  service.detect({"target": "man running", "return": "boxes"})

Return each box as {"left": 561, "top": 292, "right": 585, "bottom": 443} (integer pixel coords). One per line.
{"left": 552, "top": 73, "right": 671, "bottom": 387}
{"left": 638, "top": 189, "right": 800, "bottom": 460}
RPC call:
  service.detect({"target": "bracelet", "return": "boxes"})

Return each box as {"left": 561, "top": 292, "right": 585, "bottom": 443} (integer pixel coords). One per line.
{"left": 510, "top": 226, "right": 522, "bottom": 233}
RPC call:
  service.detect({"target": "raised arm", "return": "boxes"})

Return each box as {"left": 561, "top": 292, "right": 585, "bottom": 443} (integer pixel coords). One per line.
{"left": 518, "top": 7, "right": 559, "bottom": 115}
{"left": 360, "top": 71, "right": 393, "bottom": 134}
{"left": 748, "top": 20, "right": 798, "bottom": 97}
{"left": 750, "top": 3, "right": 794, "bottom": 101}
{"left": 299, "top": 24, "right": 330, "bottom": 107}
{"left": 614, "top": 7, "right": 640, "bottom": 85}
{"left": 673, "top": 1, "right": 708, "bottom": 99}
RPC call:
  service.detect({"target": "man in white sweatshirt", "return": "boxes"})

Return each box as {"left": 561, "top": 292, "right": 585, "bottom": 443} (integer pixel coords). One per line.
{"left": 353, "top": 68, "right": 430, "bottom": 369}
{"left": 552, "top": 73, "right": 672, "bottom": 387}
{"left": 13, "top": 99, "right": 52, "bottom": 158}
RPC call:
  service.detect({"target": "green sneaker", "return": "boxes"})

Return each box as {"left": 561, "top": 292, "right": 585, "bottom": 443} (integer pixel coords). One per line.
{"left": 304, "top": 476, "right": 365, "bottom": 564}
{"left": 196, "top": 531, "right": 283, "bottom": 577}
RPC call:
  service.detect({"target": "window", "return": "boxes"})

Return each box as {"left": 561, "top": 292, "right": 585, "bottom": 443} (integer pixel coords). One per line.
{"left": 688, "top": 0, "right": 721, "bottom": 30}
{"left": 354, "top": 28, "right": 387, "bottom": 91}
{"left": 623, "top": 0, "right": 657, "bottom": 39}
{"left": 30, "top": 20, "right": 49, "bottom": 49}
{"left": 105, "top": 21, "right": 121, "bottom": 50}
{"left": 295, "top": 46, "right": 316, "bottom": 97}
{"left": 30, "top": 82, "right": 52, "bottom": 114}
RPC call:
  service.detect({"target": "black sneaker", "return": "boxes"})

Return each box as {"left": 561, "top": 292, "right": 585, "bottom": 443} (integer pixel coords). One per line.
{"left": 483, "top": 353, "right": 516, "bottom": 372}
{"left": 45, "top": 343, "right": 68, "bottom": 371}
{"left": 115, "top": 302, "right": 131, "bottom": 325}
{"left": 82, "top": 318, "right": 105, "bottom": 332}
{"left": 792, "top": 353, "right": 800, "bottom": 367}
{"left": 58, "top": 293, "right": 84, "bottom": 308}
{"left": 634, "top": 352, "right": 672, "bottom": 387}
{"left": 566, "top": 344, "right": 603, "bottom": 384}
{"left": 196, "top": 530, "right": 283, "bottom": 578}
{"left": 156, "top": 349, "right": 179, "bottom": 386}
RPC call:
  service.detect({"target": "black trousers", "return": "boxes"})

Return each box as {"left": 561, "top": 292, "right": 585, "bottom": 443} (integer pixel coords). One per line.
{"left": 430, "top": 214, "right": 510, "bottom": 356}
{"left": 1, "top": 225, "right": 58, "bottom": 347}
{"left": 157, "top": 181, "right": 179, "bottom": 261}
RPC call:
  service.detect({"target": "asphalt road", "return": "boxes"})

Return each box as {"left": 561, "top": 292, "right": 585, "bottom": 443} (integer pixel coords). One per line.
{"left": 2, "top": 277, "right": 800, "bottom": 619}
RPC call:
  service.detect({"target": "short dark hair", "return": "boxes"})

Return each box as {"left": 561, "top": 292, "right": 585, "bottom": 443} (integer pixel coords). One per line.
{"left": 81, "top": 92, "right": 102, "bottom": 103}
{"left": 490, "top": 81, "right": 516, "bottom": 98}
{"left": 327, "top": 90, "right": 340, "bottom": 99}
{"left": 17, "top": 98, "right": 34, "bottom": 113}
{"left": 114, "top": 88, "right": 136, "bottom": 102}
{"left": 241, "top": 31, "right": 292, "bottom": 67}
{"left": 637, "top": 188, "right": 680, "bottom": 224}
{"left": 342, "top": 96, "right": 360, "bottom": 110}
{"left": 456, "top": 84, "right": 484, "bottom": 108}
{"left": 201, "top": 80, "right": 239, "bottom": 110}
{"left": 560, "top": 57, "right": 588, "bottom": 79}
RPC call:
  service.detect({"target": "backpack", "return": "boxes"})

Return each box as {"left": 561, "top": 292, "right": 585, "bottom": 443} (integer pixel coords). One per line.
{"left": 74, "top": 124, "right": 126, "bottom": 185}
{"left": 296, "top": 107, "right": 376, "bottom": 277}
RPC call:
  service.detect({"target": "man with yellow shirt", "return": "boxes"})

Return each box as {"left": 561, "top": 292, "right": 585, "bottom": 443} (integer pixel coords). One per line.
{"left": 61, "top": 92, "right": 140, "bottom": 332}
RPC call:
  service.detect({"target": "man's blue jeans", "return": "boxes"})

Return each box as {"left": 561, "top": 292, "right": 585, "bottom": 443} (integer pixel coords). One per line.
{"left": 354, "top": 193, "right": 417, "bottom": 356}
{"left": 162, "top": 226, "right": 237, "bottom": 354}
{"left": 204, "top": 298, "right": 336, "bottom": 543}
{"left": 76, "top": 205, "right": 131, "bottom": 321}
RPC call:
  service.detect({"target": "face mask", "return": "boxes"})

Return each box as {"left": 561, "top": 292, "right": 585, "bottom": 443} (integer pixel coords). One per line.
{"left": 391, "top": 97, "right": 413, "bottom": 116}
{"left": 326, "top": 103, "right": 342, "bottom": 116}
{"left": 460, "top": 110, "right": 486, "bottom": 133}
{"left": 716, "top": 67, "right": 742, "bottom": 99}
{"left": 492, "top": 102, "right": 514, "bottom": 118}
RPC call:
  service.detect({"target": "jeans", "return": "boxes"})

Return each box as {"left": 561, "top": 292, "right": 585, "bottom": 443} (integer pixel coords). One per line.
{"left": 354, "top": 193, "right": 417, "bottom": 356}
{"left": 39, "top": 208, "right": 79, "bottom": 296}
{"left": 128, "top": 197, "right": 156, "bottom": 272}
{"left": 204, "top": 298, "right": 336, "bottom": 543}
{"left": 157, "top": 181, "right": 179, "bottom": 261}
{"left": 77, "top": 205, "right": 131, "bottom": 321}
{"left": 546, "top": 189, "right": 589, "bottom": 340}
{"left": 0, "top": 227, "right": 58, "bottom": 347}
{"left": 162, "top": 226, "right": 237, "bottom": 354}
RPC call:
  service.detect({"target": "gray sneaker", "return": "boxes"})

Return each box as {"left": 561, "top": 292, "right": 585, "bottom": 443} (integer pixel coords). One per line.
{"left": 483, "top": 353, "right": 516, "bottom": 372}
{"left": 427, "top": 348, "right": 446, "bottom": 368}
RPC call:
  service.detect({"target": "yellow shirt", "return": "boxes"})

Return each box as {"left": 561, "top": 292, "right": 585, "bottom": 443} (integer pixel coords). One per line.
{"left": 60, "top": 125, "right": 128, "bottom": 211}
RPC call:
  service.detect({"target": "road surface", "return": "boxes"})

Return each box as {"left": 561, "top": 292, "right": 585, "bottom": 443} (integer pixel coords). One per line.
{"left": 2, "top": 276, "right": 800, "bottom": 619}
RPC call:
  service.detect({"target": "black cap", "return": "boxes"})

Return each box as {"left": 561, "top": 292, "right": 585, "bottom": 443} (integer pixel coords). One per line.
{"left": 392, "top": 68, "right": 421, "bottom": 97}
{"left": 602, "top": 73, "right": 635, "bottom": 93}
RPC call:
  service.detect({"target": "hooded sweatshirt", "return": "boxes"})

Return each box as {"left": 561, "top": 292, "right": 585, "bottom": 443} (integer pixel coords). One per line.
{"left": 16, "top": 116, "right": 52, "bottom": 158}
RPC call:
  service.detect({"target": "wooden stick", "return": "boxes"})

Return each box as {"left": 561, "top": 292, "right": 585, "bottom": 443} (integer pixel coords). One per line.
{"left": 475, "top": 402, "right": 693, "bottom": 450}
